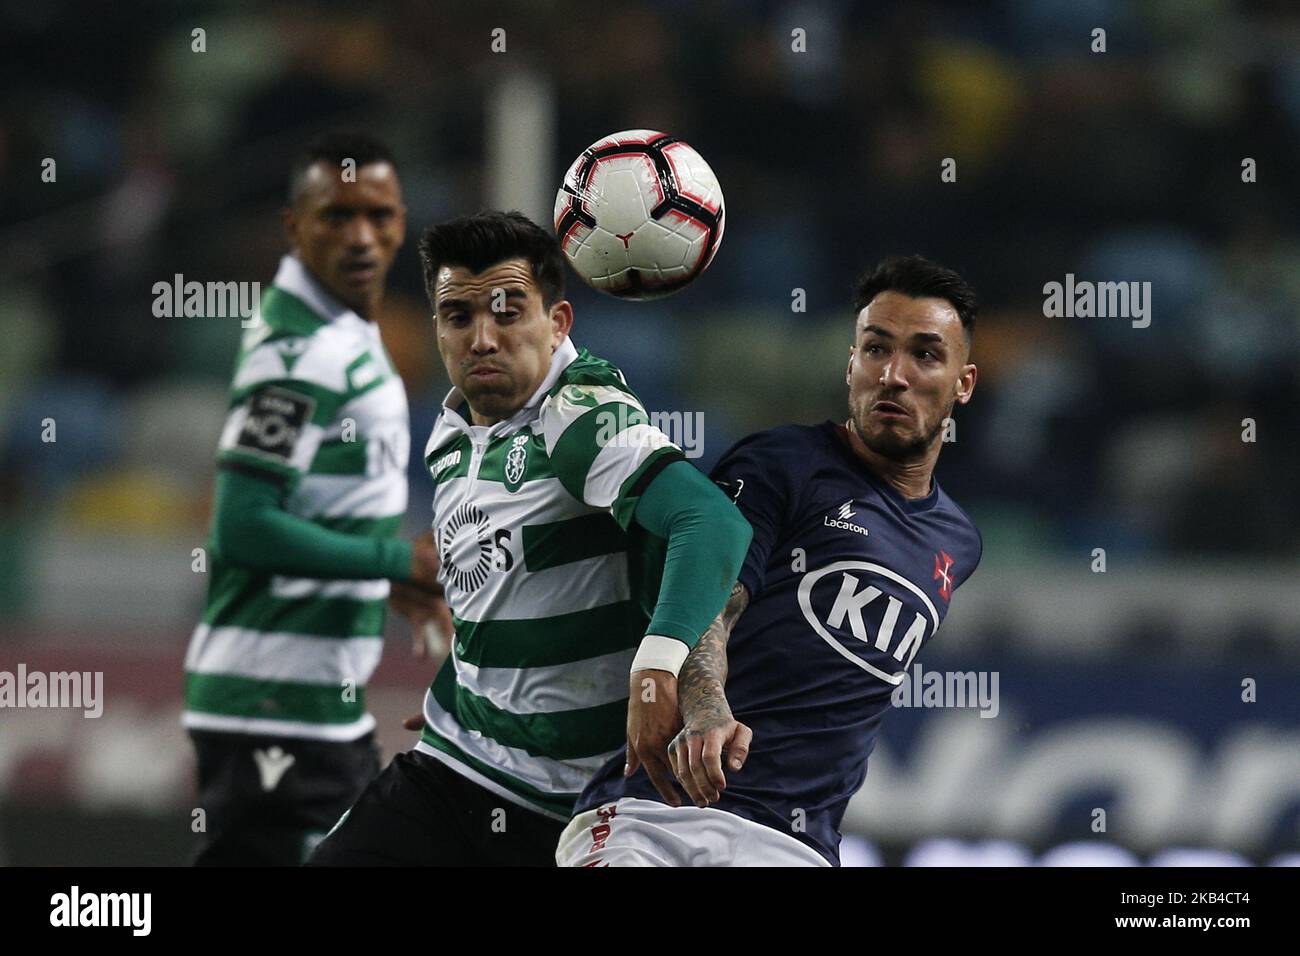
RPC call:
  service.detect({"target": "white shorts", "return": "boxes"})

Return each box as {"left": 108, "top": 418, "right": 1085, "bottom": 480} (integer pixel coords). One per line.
{"left": 556, "top": 798, "right": 830, "bottom": 867}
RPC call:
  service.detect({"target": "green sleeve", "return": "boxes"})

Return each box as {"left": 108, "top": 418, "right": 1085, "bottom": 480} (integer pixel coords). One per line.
{"left": 632, "top": 460, "right": 752, "bottom": 649}
{"left": 210, "top": 466, "right": 413, "bottom": 580}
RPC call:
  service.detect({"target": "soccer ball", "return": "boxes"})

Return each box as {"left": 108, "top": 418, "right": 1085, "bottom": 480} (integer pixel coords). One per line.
{"left": 554, "top": 130, "right": 725, "bottom": 300}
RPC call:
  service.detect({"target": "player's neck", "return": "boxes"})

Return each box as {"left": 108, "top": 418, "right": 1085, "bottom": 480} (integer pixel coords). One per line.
{"left": 468, "top": 391, "right": 534, "bottom": 427}
{"left": 352, "top": 293, "right": 381, "bottom": 321}
{"left": 840, "top": 421, "right": 935, "bottom": 500}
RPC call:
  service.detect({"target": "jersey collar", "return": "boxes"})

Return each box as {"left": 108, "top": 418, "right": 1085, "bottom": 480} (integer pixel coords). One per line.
{"left": 827, "top": 421, "right": 940, "bottom": 514}
{"left": 271, "top": 254, "right": 366, "bottom": 328}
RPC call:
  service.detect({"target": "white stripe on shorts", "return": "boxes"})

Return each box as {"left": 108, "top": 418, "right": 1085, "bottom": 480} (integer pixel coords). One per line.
{"left": 555, "top": 798, "right": 831, "bottom": 867}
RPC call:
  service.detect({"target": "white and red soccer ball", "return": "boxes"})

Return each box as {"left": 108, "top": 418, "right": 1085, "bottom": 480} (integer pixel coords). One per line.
{"left": 554, "top": 130, "right": 725, "bottom": 300}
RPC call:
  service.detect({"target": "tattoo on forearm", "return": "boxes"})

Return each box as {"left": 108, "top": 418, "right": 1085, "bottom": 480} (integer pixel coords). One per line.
{"left": 679, "top": 583, "right": 749, "bottom": 728}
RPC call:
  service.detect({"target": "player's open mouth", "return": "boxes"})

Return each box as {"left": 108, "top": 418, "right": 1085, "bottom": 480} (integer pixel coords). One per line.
{"left": 872, "top": 401, "right": 910, "bottom": 418}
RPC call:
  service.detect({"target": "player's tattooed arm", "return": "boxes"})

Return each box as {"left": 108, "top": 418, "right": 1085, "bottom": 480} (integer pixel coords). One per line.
{"left": 669, "top": 582, "right": 753, "bottom": 807}
{"left": 678, "top": 581, "right": 748, "bottom": 720}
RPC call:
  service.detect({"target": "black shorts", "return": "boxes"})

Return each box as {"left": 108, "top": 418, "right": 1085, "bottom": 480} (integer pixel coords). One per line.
{"left": 188, "top": 728, "right": 381, "bottom": 867}
{"left": 305, "top": 750, "right": 567, "bottom": 866}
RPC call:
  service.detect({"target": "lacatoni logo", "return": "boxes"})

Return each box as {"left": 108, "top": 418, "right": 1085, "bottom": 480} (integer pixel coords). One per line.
{"left": 152, "top": 273, "right": 261, "bottom": 327}
{"left": 0, "top": 664, "right": 102, "bottom": 718}
{"left": 50, "top": 886, "right": 151, "bottom": 936}
{"left": 890, "top": 663, "right": 999, "bottom": 718}
{"left": 797, "top": 561, "right": 938, "bottom": 684}
{"left": 1042, "top": 273, "right": 1151, "bottom": 328}
{"left": 825, "top": 500, "right": 869, "bottom": 537}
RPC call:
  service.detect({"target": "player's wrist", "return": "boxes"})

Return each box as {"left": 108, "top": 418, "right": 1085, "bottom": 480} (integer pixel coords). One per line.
{"left": 630, "top": 634, "right": 690, "bottom": 677}
{"left": 681, "top": 682, "right": 732, "bottom": 722}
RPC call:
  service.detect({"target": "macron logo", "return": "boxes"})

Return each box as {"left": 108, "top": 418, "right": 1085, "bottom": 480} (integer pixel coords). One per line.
{"left": 825, "top": 500, "right": 869, "bottom": 538}
{"left": 253, "top": 747, "right": 296, "bottom": 792}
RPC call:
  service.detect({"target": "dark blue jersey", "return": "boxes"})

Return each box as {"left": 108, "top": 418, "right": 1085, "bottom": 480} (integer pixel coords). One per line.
{"left": 576, "top": 421, "right": 983, "bottom": 864}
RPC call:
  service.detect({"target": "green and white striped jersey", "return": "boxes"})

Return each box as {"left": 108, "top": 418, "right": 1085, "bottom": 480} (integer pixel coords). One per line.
{"left": 415, "top": 338, "right": 682, "bottom": 819}
{"left": 183, "top": 255, "right": 410, "bottom": 742}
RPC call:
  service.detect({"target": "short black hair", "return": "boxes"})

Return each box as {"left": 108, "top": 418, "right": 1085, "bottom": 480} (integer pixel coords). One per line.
{"left": 851, "top": 255, "right": 978, "bottom": 341}
{"left": 287, "top": 131, "right": 397, "bottom": 206}
{"left": 418, "top": 210, "right": 566, "bottom": 309}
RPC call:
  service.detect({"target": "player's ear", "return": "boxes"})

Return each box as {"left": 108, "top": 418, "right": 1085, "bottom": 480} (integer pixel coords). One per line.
{"left": 955, "top": 363, "right": 977, "bottom": 404}
{"left": 845, "top": 347, "right": 855, "bottom": 387}
{"left": 550, "top": 300, "right": 574, "bottom": 345}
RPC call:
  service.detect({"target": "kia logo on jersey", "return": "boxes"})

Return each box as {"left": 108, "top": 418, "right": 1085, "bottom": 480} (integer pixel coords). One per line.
{"left": 796, "top": 561, "right": 941, "bottom": 684}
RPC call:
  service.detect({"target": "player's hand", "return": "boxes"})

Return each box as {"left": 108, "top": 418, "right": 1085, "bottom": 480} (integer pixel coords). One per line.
{"left": 390, "top": 533, "right": 454, "bottom": 657}
{"left": 625, "top": 669, "right": 683, "bottom": 807}
{"left": 408, "top": 531, "right": 442, "bottom": 591}
{"left": 390, "top": 580, "right": 454, "bottom": 657}
{"left": 668, "top": 713, "right": 752, "bottom": 808}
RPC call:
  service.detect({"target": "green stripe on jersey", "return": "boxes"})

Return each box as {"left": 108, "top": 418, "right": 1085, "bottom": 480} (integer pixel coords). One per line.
{"left": 431, "top": 661, "right": 625, "bottom": 761}
{"left": 257, "top": 287, "right": 327, "bottom": 341}
{"left": 310, "top": 439, "right": 368, "bottom": 475}
{"left": 550, "top": 401, "right": 649, "bottom": 501}
{"left": 418, "top": 725, "right": 579, "bottom": 817}
{"left": 185, "top": 672, "right": 366, "bottom": 724}
{"left": 546, "top": 353, "right": 640, "bottom": 400}
{"left": 204, "top": 582, "right": 386, "bottom": 638}
{"left": 452, "top": 600, "right": 645, "bottom": 668}
{"left": 522, "top": 512, "right": 627, "bottom": 571}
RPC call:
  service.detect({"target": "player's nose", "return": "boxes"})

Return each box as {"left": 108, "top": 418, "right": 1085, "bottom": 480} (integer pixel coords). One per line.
{"left": 344, "top": 216, "right": 378, "bottom": 251}
{"left": 879, "top": 357, "right": 908, "bottom": 388}
{"left": 470, "top": 314, "right": 499, "bottom": 352}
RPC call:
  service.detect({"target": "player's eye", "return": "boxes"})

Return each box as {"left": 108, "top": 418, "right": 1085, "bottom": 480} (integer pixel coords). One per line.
{"left": 864, "top": 344, "right": 884, "bottom": 356}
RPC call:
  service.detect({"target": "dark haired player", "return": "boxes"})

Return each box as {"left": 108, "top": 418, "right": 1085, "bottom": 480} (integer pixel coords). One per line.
{"left": 559, "top": 255, "right": 983, "bottom": 866}
{"left": 183, "top": 132, "right": 449, "bottom": 865}
{"left": 307, "top": 211, "right": 750, "bottom": 866}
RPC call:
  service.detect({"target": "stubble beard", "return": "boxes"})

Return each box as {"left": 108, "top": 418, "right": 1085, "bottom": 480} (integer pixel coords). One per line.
{"left": 459, "top": 370, "right": 520, "bottom": 423}
{"left": 849, "top": 393, "right": 952, "bottom": 463}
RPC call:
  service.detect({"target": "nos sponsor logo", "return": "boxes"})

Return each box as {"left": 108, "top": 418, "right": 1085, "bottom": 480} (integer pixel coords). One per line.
{"left": 797, "top": 561, "right": 939, "bottom": 685}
